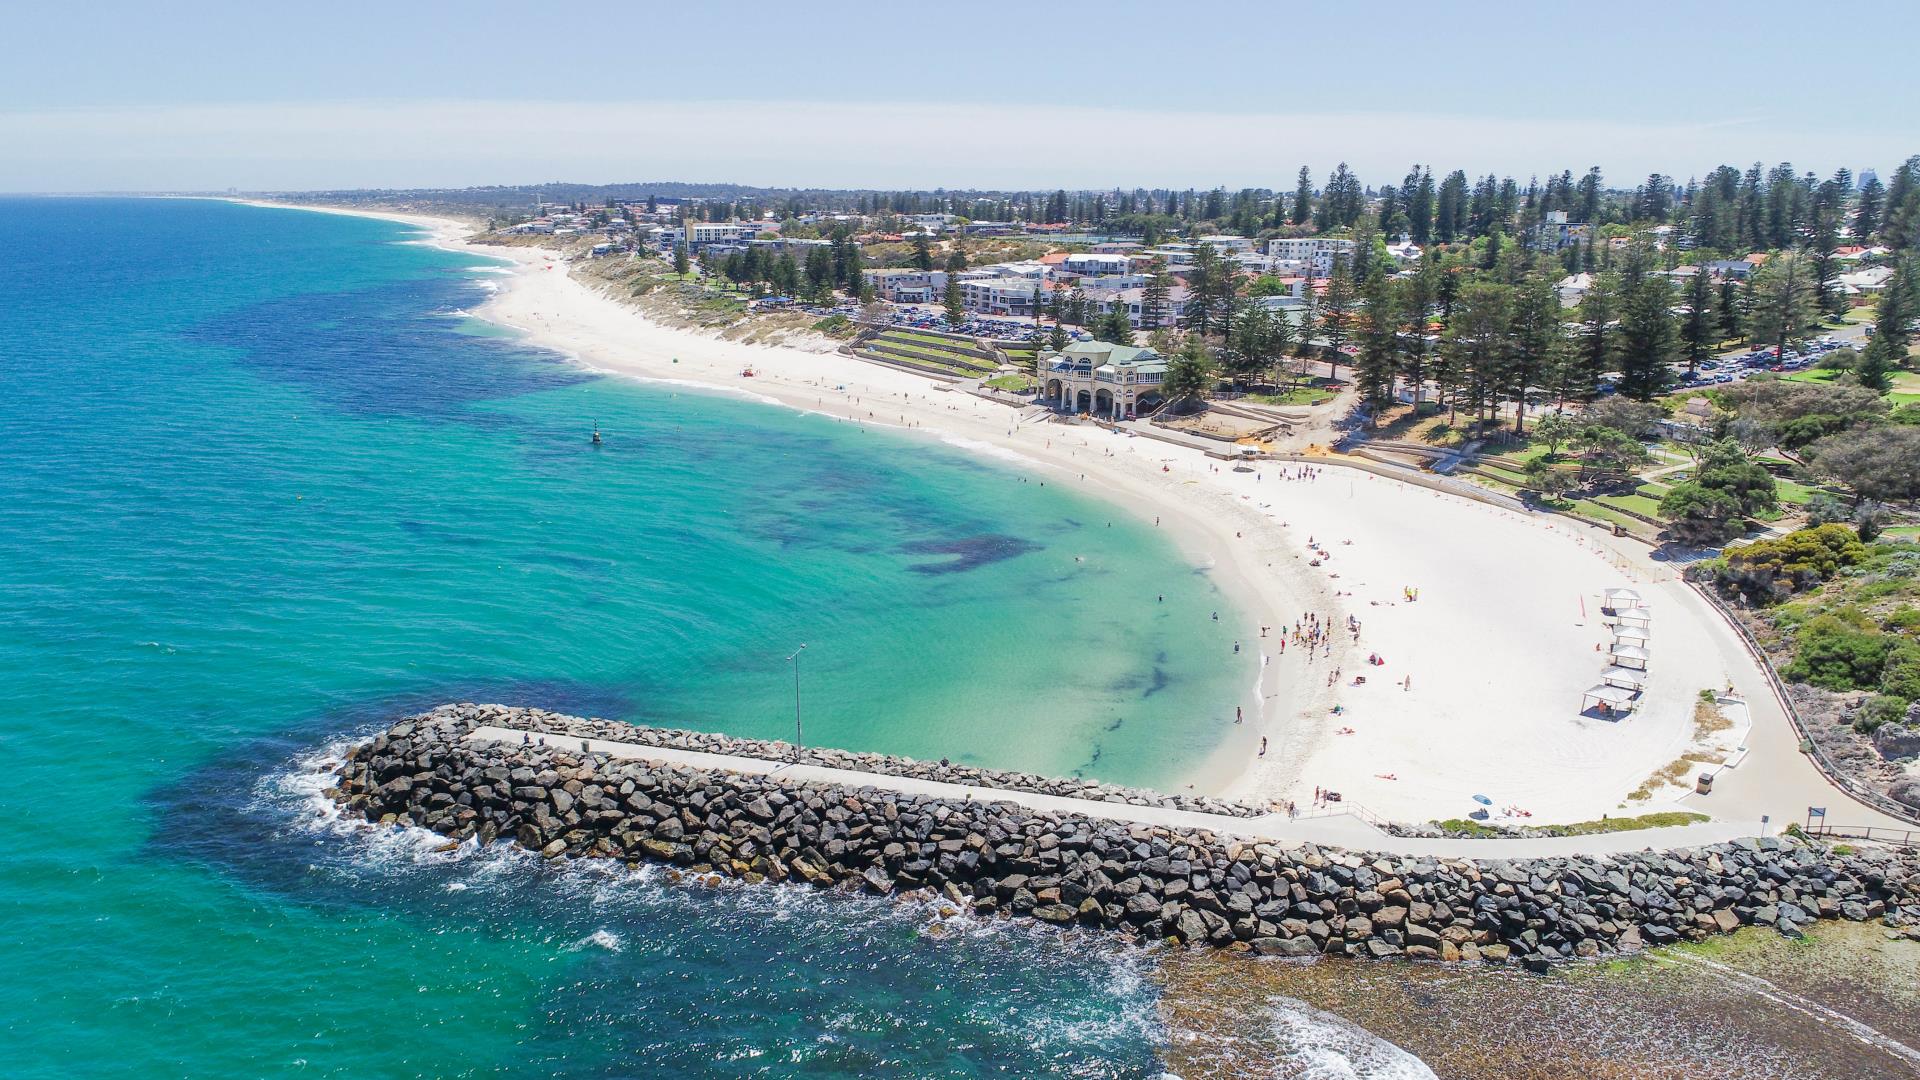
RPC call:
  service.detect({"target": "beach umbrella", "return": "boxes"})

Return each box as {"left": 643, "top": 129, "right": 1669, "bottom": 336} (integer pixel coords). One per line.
{"left": 1472, "top": 794, "right": 1492, "bottom": 806}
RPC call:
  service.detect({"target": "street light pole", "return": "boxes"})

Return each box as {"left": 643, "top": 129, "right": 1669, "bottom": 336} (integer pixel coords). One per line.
{"left": 786, "top": 644, "right": 807, "bottom": 760}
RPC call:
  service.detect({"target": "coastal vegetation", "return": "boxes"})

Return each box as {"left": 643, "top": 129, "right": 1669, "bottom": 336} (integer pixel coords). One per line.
{"left": 1427, "top": 811, "right": 1709, "bottom": 839}
{"left": 1695, "top": 524, "right": 1920, "bottom": 810}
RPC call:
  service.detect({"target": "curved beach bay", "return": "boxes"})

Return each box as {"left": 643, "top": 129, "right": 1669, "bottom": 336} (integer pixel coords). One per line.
{"left": 0, "top": 197, "right": 1246, "bottom": 1076}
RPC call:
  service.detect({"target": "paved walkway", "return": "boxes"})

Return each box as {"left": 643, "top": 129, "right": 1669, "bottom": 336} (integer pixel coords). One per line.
{"left": 471, "top": 726, "right": 1764, "bottom": 861}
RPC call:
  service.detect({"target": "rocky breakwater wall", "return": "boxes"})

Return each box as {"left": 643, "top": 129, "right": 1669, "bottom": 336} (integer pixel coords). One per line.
{"left": 330, "top": 706, "right": 1920, "bottom": 967}
{"left": 436, "top": 703, "right": 1264, "bottom": 817}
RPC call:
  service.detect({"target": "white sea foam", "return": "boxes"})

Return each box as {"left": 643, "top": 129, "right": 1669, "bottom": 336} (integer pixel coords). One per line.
{"left": 937, "top": 434, "right": 1053, "bottom": 470}
{"left": 570, "top": 929, "right": 625, "bottom": 953}
{"left": 1263, "top": 996, "right": 1437, "bottom": 1079}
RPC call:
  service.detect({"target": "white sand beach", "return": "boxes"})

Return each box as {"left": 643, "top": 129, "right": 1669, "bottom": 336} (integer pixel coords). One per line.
{"left": 241, "top": 201, "right": 1910, "bottom": 832}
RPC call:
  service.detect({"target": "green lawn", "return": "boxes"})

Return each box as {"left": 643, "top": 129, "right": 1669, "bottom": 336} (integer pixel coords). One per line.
{"left": 1773, "top": 366, "right": 1920, "bottom": 405}
{"left": 1566, "top": 499, "right": 1653, "bottom": 533}
{"left": 1249, "top": 386, "right": 1336, "bottom": 406}
{"left": 1774, "top": 479, "right": 1821, "bottom": 506}
{"left": 1486, "top": 439, "right": 1561, "bottom": 467}
{"left": 891, "top": 329, "right": 985, "bottom": 350}
{"left": 1594, "top": 493, "right": 1665, "bottom": 519}
{"left": 1473, "top": 462, "right": 1533, "bottom": 487}
{"left": 864, "top": 339, "right": 996, "bottom": 374}
{"left": 1780, "top": 368, "right": 1843, "bottom": 385}
{"left": 985, "top": 374, "right": 1036, "bottom": 392}
{"left": 868, "top": 331, "right": 998, "bottom": 371}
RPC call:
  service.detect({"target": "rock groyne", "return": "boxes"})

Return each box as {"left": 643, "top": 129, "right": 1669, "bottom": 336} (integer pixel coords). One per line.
{"left": 417, "top": 704, "right": 1266, "bottom": 818}
{"left": 330, "top": 705, "right": 1920, "bottom": 966}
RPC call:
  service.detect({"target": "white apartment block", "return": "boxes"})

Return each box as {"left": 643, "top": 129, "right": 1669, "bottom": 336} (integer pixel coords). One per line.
{"left": 959, "top": 277, "right": 1042, "bottom": 316}
{"left": 1264, "top": 237, "right": 1356, "bottom": 278}
{"left": 862, "top": 269, "right": 949, "bottom": 304}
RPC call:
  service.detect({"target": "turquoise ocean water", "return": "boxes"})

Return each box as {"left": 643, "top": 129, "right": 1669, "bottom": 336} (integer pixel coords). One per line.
{"left": 0, "top": 199, "right": 1249, "bottom": 1076}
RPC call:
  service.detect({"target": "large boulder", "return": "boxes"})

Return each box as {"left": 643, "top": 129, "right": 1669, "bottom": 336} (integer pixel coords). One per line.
{"left": 1874, "top": 724, "right": 1920, "bottom": 761}
{"left": 1891, "top": 780, "right": 1920, "bottom": 812}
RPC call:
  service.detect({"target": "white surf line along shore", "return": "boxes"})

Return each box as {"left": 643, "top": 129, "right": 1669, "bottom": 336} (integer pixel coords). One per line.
{"left": 472, "top": 725, "right": 1760, "bottom": 859}
{"left": 231, "top": 200, "right": 1913, "bottom": 838}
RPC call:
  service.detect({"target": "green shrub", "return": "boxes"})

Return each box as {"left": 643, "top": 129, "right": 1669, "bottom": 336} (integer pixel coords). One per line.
{"left": 1781, "top": 614, "right": 1890, "bottom": 691}
{"left": 811, "top": 314, "right": 854, "bottom": 338}
{"left": 1855, "top": 694, "right": 1910, "bottom": 734}
{"left": 1716, "top": 523, "right": 1868, "bottom": 601}
{"left": 1880, "top": 641, "right": 1920, "bottom": 701}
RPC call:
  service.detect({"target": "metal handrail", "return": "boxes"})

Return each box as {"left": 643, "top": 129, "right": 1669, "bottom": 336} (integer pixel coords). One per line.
{"left": 1690, "top": 581, "right": 1920, "bottom": 827}
{"left": 1806, "top": 825, "right": 1918, "bottom": 848}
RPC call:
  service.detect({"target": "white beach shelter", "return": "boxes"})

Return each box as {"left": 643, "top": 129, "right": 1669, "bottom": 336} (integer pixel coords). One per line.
{"left": 1610, "top": 610, "right": 1652, "bottom": 631}
{"left": 1602, "top": 587, "right": 1646, "bottom": 613}
{"left": 1613, "top": 625, "right": 1651, "bottom": 646}
{"left": 1608, "top": 643, "right": 1650, "bottom": 670}
{"left": 1582, "top": 682, "right": 1639, "bottom": 715}
{"left": 1599, "top": 666, "right": 1647, "bottom": 691}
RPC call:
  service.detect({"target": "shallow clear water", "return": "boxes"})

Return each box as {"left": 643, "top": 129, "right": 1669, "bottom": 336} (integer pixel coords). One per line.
{"left": 0, "top": 198, "right": 1241, "bottom": 1076}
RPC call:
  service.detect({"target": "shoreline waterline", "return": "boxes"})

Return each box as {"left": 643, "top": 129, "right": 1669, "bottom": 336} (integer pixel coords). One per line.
{"left": 226, "top": 197, "right": 1299, "bottom": 803}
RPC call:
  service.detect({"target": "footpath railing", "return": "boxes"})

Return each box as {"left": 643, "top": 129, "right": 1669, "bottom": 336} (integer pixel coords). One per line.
{"left": 1292, "top": 800, "right": 1392, "bottom": 830}
{"left": 1691, "top": 580, "right": 1920, "bottom": 827}
{"left": 1806, "top": 825, "right": 1918, "bottom": 848}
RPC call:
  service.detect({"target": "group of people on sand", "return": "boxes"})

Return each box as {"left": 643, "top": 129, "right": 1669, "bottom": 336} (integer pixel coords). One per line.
{"left": 1285, "top": 610, "right": 1340, "bottom": 662}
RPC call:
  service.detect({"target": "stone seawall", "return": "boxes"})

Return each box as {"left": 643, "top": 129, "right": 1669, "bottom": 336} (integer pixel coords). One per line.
{"left": 330, "top": 705, "right": 1920, "bottom": 966}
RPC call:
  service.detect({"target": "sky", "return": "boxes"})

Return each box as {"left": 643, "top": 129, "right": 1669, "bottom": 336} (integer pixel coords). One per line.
{"left": 4, "top": 0, "right": 1916, "bottom": 193}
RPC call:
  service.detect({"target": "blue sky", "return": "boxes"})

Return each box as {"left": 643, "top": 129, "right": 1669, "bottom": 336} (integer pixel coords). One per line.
{"left": 4, "top": 0, "right": 1915, "bottom": 191}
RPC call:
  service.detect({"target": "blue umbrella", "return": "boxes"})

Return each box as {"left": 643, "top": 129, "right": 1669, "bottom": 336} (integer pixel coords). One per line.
{"left": 1472, "top": 794, "right": 1492, "bottom": 806}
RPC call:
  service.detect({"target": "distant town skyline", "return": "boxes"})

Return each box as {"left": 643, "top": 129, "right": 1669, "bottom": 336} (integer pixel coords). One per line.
{"left": 4, "top": 0, "right": 1916, "bottom": 191}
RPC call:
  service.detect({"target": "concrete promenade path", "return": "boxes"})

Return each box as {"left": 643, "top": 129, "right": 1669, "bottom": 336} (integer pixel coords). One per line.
{"left": 471, "top": 725, "right": 1767, "bottom": 861}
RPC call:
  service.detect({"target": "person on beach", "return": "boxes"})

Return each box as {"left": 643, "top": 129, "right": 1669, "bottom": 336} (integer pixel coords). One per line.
{"left": 1259, "top": 736, "right": 1268, "bottom": 756}
{"left": 1235, "top": 706, "right": 1242, "bottom": 724}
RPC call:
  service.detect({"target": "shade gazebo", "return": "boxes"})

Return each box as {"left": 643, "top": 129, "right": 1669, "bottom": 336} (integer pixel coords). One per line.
{"left": 1582, "top": 682, "right": 1639, "bottom": 718}
{"left": 1599, "top": 666, "right": 1647, "bottom": 691}
{"left": 1606, "top": 608, "right": 1652, "bottom": 630}
{"left": 1608, "top": 643, "right": 1650, "bottom": 671}
{"left": 1601, "top": 588, "right": 1646, "bottom": 616}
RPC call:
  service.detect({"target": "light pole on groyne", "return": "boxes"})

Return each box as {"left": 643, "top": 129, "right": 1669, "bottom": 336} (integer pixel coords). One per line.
{"left": 786, "top": 644, "right": 807, "bottom": 761}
